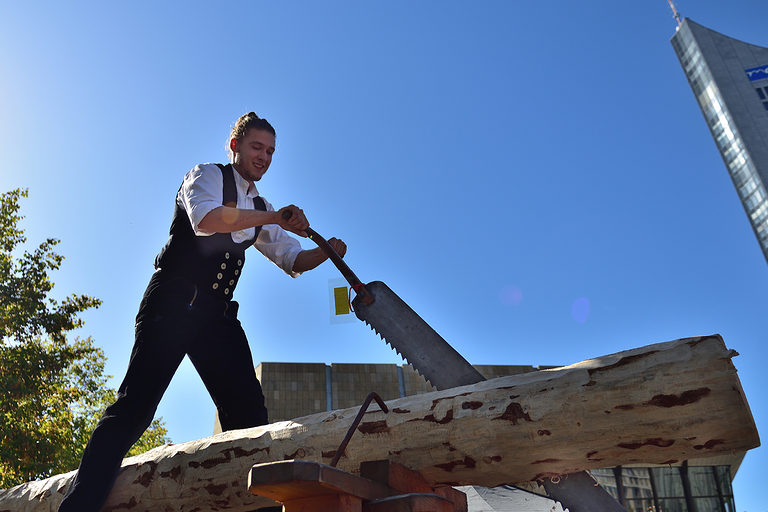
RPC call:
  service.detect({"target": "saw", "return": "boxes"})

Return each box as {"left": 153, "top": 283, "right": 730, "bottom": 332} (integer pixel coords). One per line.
{"left": 291, "top": 217, "right": 484, "bottom": 390}
{"left": 295, "top": 214, "right": 628, "bottom": 512}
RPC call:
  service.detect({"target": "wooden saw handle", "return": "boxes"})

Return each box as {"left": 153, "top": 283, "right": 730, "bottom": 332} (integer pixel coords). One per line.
{"left": 281, "top": 210, "right": 374, "bottom": 305}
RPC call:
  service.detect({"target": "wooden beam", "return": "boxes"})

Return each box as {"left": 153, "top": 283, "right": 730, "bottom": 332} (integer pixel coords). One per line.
{"left": 0, "top": 335, "right": 759, "bottom": 512}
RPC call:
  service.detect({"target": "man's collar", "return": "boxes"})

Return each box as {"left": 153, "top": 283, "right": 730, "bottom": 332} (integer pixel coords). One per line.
{"left": 230, "top": 163, "right": 259, "bottom": 198}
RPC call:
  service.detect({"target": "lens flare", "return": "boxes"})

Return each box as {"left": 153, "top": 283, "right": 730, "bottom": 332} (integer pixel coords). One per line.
{"left": 499, "top": 285, "right": 523, "bottom": 306}
{"left": 571, "top": 297, "right": 590, "bottom": 323}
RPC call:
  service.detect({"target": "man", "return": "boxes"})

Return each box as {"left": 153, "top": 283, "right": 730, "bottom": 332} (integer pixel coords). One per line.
{"left": 58, "top": 112, "right": 346, "bottom": 511}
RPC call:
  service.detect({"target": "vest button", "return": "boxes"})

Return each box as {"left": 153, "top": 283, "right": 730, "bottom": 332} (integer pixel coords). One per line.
{"left": 221, "top": 263, "right": 227, "bottom": 270}
{"left": 225, "top": 252, "right": 230, "bottom": 259}
{"left": 212, "top": 283, "right": 219, "bottom": 290}
{"left": 229, "top": 279, "right": 235, "bottom": 286}
{"left": 224, "top": 288, "right": 230, "bottom": 295}
{"left": 217, "top": 273, "right": 223, "bottom": 280}
{"left": 237, "top": 259, "right": 243, "bottom": 266}
{"left": 235, "top": 269, "right": 240, "bottom": 276}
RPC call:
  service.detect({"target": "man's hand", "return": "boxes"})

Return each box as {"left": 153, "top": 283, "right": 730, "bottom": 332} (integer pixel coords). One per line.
{"left": 292, "top": 236, "right": 348, "bottom": 273}
{"left": 327, "top": 237, "right": 347, "bottom": 258}
{"left": 276, "top": 205, "right": 309, "bottom": 237}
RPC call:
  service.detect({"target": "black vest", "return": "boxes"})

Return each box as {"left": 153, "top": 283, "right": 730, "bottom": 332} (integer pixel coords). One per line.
{"left": 154, "top": 164, "right": 266, "bottom": 300}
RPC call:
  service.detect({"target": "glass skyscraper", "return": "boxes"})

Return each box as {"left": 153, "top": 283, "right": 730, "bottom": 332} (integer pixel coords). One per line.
{"left": 671, "top": 19, "right": 768, "bottom": 263}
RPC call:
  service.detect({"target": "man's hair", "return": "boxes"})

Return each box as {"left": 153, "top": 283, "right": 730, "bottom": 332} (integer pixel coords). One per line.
{"left": 228, "top": 112, "right": 276, "bottom": 158}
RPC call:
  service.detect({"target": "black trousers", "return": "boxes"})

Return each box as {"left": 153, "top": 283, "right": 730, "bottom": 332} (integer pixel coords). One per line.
{"left": 58, "top": 271, "right": 269, "bottom": 511}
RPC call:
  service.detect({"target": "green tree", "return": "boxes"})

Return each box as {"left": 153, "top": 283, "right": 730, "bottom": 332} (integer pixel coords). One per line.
{"left": 0, "top": 189, "right": 170, "bottom": 489}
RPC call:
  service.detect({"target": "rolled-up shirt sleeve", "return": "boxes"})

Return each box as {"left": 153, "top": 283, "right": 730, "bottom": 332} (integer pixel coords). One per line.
{"left": 254, "top": 199, "right": 304, "bottom": 277}
{"left": 177, "top": 164, "right": 223, "bottom": 236}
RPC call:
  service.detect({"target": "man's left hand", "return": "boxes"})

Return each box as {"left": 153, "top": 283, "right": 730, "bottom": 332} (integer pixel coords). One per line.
{"left": 327, "top": 237, "right": 347, "bottom": 258}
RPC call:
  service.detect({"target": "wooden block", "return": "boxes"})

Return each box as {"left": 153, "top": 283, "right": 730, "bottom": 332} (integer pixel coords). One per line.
{"left": 284, "top": 493, "right": 362, "bottom": 512}
{"left": 364, "top": 493, "right": 453, "bottom": 512}
{"left": 360, "top": 461, "right": 467, "bottom": 512}
{"left": 433, "top": 487, "right": 468, "bottom": 512}
{"left": 248, "top": 460, "right": 391, "bottom": 503}
{"left": 359, "top": 460, "right": 432, "bottom": 493}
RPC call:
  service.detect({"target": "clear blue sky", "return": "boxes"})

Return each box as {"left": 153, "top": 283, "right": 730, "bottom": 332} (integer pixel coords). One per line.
{"left": 1, "top": 1, "right": 766, "bottom": 509}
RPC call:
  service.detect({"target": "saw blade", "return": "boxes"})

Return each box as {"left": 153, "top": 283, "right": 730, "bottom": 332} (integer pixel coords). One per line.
{"left": 352, "top": 281, "right": 627, "bottom": 511}
{"left": 352, "top": 281, "right": 485, "bottom": 390}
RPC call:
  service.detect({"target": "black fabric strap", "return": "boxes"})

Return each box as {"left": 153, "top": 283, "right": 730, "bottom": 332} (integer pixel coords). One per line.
{"left": 219, "top": 163, "right": 237, "bottom": 207}
{"left": 217, "top": 164, "right": 266, "bottom": 211}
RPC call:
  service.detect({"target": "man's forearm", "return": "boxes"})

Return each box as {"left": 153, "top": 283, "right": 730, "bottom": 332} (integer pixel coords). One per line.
{"left": 198, "top": 206, "right": 279, "bottom": 234}
{"left": 292, "top": 237, "right": 347, "bottom": 273}
{"left": 292, "top": 248, "right": 328, "bottom": 273}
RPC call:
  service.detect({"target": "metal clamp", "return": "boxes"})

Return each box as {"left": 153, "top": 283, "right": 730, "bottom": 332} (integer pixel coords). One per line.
{"left": 331, "top": 392, "right": 389, "bottom": 467}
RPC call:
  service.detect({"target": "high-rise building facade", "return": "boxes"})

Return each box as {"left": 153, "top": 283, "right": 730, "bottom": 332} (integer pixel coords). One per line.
{"left": 671, "top": 19, "right": 768, "bottom": 263}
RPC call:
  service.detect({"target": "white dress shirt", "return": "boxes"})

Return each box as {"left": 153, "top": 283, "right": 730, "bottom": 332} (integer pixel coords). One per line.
{"left": 176, "top": 163, "right": 302, "bottom": 277}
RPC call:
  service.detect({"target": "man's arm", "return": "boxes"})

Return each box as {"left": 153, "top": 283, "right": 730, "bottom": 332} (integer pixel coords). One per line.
{"left": 199, "top": 204, "right": 309, "bottom": 237}
{"left": 292, "top": 238, "right": 347, "bottom": 273}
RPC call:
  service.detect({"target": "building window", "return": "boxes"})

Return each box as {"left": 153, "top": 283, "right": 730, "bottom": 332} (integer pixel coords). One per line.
{"left": 623, "top": 467, "right": 657, "bottom": 512}
{"left": 589, "top": 465, "right": 735, "bottom": 512}
{"left": 739, "top": 177, "right": 758, "bottom": 198}
{"left": 758, "top": 88, "right": 766, "bottom": 100}
{"left": 745, "top": 188, "right": 766, "bottom": 211}
{"left": 751, "top": 202, "right": 768, "bottom": 226}
{"left": 757, "top": 219, "right": 768, "bottom": 242}
{"left": 763, "top": 101, "right": 768, "bottom": 111}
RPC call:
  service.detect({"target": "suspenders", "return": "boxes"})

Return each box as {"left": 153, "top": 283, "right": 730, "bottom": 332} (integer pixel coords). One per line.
{"left": 216, "top": 163, "right": 266, "bottom": 212}
{"left": 154, "top": 163, "right": 268, "bottom": 297}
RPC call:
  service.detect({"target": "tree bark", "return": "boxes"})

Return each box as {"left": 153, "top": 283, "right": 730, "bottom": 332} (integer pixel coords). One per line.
{"left": 0, "top": 334, "right": 759, "bottom": 512}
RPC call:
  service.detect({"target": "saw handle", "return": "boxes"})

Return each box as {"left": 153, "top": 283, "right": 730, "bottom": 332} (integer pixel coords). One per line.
{"left": 281, "top": 210, "right": 374, "bottom": 305}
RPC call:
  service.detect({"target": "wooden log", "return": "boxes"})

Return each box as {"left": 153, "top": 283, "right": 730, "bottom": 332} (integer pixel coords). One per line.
{"left": 0, "top": 334, "right": 759, "bottom": 512}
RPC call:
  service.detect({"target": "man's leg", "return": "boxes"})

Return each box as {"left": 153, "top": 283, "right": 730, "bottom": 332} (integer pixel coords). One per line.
{"left": 59, "top": 298, "right": 191, "bottom": 511}
{"left": 188, "top": 306, "right": 268, "bottom": 431}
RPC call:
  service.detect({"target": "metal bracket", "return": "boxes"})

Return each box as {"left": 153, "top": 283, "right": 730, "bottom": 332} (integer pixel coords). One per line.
{"left": 331, "top": 392, "right": 389, "bottom": 467}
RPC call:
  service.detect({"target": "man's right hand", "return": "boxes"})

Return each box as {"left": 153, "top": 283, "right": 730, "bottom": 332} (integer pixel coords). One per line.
{"left": 276, "top": 205, "right": 309, "bottom": 237}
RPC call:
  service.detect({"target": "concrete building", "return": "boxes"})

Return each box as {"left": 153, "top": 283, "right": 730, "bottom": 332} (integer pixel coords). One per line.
{"left": 671, "top": 18, "right": 768, "bottom": 263}
{"left": 249, "top": 362, "right": 551, "bottom": 423}
{"left": 222, "top": 362, "right": 745, "bottom": 511}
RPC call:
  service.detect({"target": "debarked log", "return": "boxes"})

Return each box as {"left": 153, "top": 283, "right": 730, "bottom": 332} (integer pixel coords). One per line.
{"left": 0, "top": 334, "right": 759, "bottom": 512}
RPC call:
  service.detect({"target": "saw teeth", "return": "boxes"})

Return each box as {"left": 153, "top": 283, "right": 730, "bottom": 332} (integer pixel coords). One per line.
{"left": 361, "top": 316, "right": 435, "bottom": 387}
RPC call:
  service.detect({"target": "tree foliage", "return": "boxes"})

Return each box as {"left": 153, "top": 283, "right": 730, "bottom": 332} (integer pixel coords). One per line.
{"left": 0, "top": 189, "right": 170, "bottom": 489}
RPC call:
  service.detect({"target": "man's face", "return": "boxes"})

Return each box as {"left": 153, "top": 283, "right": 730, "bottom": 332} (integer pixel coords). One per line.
{"left": 232, "top": 129, "right": 276, "bottom": 182}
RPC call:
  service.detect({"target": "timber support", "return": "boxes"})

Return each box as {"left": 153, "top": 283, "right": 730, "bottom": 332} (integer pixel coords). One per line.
{"left": 248, "top": 459, "right": 467, "bottom": 512}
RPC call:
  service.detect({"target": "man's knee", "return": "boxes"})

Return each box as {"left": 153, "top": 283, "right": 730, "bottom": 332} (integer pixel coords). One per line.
{"left": 99, "top": 393, "right": 158, "bottom": 438}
